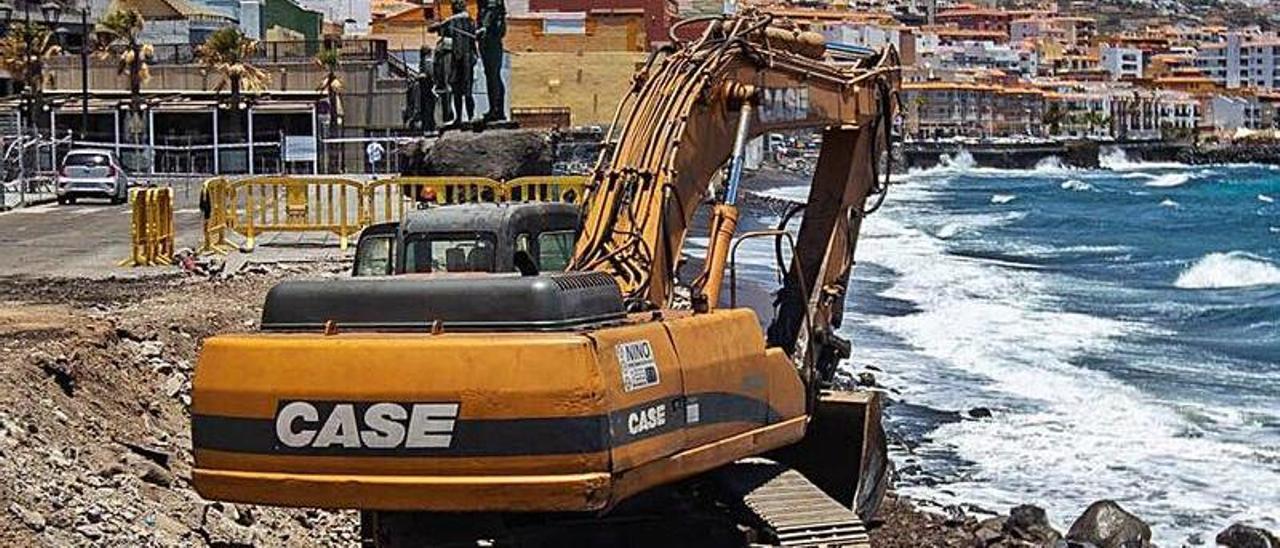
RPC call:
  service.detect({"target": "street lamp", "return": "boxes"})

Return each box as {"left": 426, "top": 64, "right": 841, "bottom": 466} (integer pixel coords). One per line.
{"left": 39, "top": 1, "right": 60, "bottom": 24}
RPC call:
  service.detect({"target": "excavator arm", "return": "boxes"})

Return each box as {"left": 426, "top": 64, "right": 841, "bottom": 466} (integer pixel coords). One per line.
{"left": 571, "top": 10, "right": 901, "bottom": 385}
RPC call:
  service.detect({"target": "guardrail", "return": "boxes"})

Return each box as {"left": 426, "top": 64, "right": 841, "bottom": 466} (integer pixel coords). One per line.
{"left": 505, "top": 176, "right": 587, "bottom": 204}
{"left": 364, "top": 176, "right": 506, "bottom": 225}
{"left": 224, "top": 176, "right": 365, "bottom": 250}
{"left": 121, "top": 187, "right": 175, "bottom": 266}
{"left": 199, "top": 177, "right": 235, "bottom": 255}
{"left": 197, "top": 175, "right": 591, "bottom": 254}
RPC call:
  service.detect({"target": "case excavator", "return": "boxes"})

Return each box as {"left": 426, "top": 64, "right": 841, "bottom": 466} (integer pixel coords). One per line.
{"left": 192, "top": 11, "right": 900, "bottom": 547}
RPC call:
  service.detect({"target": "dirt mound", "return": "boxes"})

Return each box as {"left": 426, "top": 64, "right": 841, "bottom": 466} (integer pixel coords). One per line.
{"left": 0, "top": 263, "right": 357, "bottom": 546}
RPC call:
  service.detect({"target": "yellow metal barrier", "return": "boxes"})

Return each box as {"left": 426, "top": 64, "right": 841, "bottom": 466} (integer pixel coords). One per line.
{"left": 199, "top": 177, "right": 235, "bottom": 255}
{"left": 186, "top": 174, "right": 588, "bottom": 254}
{"left": 504, "top": 176, "right": 591, "bottom": 204}
{"left": 120, "top": 187, "right": 175, "bottom": 266}
{"left": 363, "top": 176, "right": 503, "bottom": 225}
{"left": 224, "top": 176, "right": 364, "bottom": 250}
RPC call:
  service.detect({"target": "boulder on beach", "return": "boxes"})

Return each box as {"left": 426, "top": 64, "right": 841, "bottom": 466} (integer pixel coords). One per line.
{"left": 1066, "top": 500, "right": 1151, "bottom": 548}
{"left": 401, "top": 129, "right": 555, "bottom": 181}
{"left": 1216, "top": 523, "right": 1280, "bottom": 548}
{"left": 1003, "top": 504, "right": 1062, "bottom": 546}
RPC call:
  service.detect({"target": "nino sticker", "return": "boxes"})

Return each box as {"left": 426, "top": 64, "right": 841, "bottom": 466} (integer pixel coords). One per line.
{"left": 616, "top": 340, "right": 660, "bottom": 392}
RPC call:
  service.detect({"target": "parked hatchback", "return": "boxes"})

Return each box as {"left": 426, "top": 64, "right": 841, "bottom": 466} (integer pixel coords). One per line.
{"left": 56, "top": 149, "right": 129, "bottom": 205}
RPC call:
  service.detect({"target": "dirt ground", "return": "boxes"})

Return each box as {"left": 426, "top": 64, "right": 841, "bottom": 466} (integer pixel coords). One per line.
{"left": 0, "top": 262, "right": 360, "bottom": 546}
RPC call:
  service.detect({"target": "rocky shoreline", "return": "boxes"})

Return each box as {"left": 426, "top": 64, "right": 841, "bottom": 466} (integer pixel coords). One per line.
{"left": 900, "top": 139, "right": 1280, "bottom": 170}
{"left": 1176, "top": 143, "right": 1280, "bottom": 166}
{"left": 872, "top": 494, "right": 1279, "bottom": 548}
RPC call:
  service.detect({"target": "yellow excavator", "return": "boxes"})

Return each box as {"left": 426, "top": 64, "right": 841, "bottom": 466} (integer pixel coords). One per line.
{"left": 192, "top": 10, "right": 900, "bottom": 547}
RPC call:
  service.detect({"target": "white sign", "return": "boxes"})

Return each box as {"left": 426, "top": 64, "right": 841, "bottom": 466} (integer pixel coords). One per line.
{"left": 758, "top": 87, "right": 812, "bottom": 124}
{"left": 275, "top": 401, "right": 459, "bottom": 449}
{"left": 284, "top": 136, "right": 317, "bottom": 163}
{"left": 617, "top": 340, "right": 660, "bottom": 392}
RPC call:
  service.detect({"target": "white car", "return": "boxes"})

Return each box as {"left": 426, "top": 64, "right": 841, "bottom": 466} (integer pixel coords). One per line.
{"left": 56, "top": 149, "right": 130, "bottom": 205}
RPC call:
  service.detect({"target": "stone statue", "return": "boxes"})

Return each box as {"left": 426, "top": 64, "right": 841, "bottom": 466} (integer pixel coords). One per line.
{"left": 404, "top": 46, "right": 439, "bottom": 133}
{"left": 431, "top": 33, "right": 455, "bottom": 125}
{"left": 430, "top": 0, "right": 478, "bottom": 126}
{"left": 477, "top": 0, "right": 507, "bottom": 122}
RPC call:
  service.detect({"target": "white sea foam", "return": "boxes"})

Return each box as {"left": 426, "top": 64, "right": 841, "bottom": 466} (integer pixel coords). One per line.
{"left": 1160, "top": 198, "right": 1180, "bottom": 208}
{"left": 1259, "top": 194, "right": 1275, "bottom": 203}
{"left": 1174, "top": 252, "right": 1280, "bottom": 289}
{"left": 990, "top": 194, "right": 1017, "bottom": 204}
{"left": 827, "top": 175, "right": 1280, "bottom": 544}
{"left": 909, "top": 150, "right": 1081, "bottom": 180}
{"left": 1145, "top": 173, "right": 1193, "bottom": 188}
{"left": 1060, "top": 179, "right": 1093, "bottom": 192}
{"left": 1032, "top": 156, "right": 1074, "bottom": 175}
{"left": 1100, "top": 147, "right": 1191, "bottom": 171}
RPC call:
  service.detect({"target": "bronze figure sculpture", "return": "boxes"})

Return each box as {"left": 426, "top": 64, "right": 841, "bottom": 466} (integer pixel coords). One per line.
{"left": 477, "top": 0, "right": 507, "bottom": 122}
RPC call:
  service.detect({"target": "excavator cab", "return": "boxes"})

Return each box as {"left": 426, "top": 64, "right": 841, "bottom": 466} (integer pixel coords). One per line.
{"left": 352, "top": 202, "right": 581, "bottom": 277}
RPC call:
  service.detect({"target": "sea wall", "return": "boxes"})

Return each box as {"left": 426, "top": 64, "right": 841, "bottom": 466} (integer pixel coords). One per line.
{"left": 900, "top": 141, "right": 1187, "bottom": 170}
{"left": 1177, "top": 143, "right": 1280, "bottom": 165}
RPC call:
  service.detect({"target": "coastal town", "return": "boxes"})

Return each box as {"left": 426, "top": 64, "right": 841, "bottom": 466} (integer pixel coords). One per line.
{"left": 2, "top": 0, "right": 1280, "bottom": 184}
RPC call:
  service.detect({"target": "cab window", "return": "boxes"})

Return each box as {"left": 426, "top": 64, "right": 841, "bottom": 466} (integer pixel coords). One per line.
{"left": 537, "top": 230, "right": 575, "bottom": 271}
{"left": 353, "top": 235, "right": 395, "bottom": 276}
{"left": 404, "top": 232, "right": 498, "bottom": 273}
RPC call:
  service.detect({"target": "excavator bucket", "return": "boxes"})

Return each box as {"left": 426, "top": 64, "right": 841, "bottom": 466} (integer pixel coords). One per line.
{"left": 769, "top": 390, "right": 889, "bottom": 522}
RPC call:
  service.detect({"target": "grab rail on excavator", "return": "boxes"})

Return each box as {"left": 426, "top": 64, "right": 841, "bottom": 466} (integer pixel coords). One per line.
{"left": 728, "top": 229, "right": 796, "bottom": 309}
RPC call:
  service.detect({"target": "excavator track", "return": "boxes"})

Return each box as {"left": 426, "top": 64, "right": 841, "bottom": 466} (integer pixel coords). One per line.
{"left": 718, "top": 459, "right": 871, "bottom": 548}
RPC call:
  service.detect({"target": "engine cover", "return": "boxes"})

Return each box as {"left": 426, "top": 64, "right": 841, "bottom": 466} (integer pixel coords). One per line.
{"left": 261, "top": 271, "right": 625, "bottom": 332}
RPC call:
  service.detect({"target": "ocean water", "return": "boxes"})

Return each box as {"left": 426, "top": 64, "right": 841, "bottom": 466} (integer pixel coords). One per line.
{"left": 752, "top": 150, "right": 1280, "bottom": 544}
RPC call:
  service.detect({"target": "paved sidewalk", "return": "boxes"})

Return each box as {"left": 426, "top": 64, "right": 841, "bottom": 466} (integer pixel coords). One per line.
{"left": 0, "top": 178, "right": 349, "bottom": 279}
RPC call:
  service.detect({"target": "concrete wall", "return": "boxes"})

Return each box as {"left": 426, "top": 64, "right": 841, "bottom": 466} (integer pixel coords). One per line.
{"left": 509, "top": 51, "right": 646, "bottom": 125}
{"left": 505, "top": 13, "right": 647, "bottom": 53}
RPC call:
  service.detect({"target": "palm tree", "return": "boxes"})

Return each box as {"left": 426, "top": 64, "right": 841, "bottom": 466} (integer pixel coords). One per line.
{"left": 196, "top": 26, "right": 268, "bottom": 106}
{"left": 314, "top": 45, "right": 343, "bottom": 126}
{"left": 909, "top": 95, "right": 927, "bottom": 139}
{"left": 1043, "top": 103, "right": 1065, "bottom": 136}
{"left": 95, "top": 8, "right": 152, "bottom": 140}
{"left": 0, "top": 22, "right": 60, "bottom": 98}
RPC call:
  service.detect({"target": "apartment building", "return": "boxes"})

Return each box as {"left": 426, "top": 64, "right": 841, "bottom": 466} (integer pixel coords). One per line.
{"left": 903, "top": 82, "right": 1045, "bottom": 139}
{"left": 926, "top": 41, "right": 1038, "bottom": 76}
{"left": 1010, "top": 16, "right": 1094, "bottom": 49}
{"left": 1100, "top": 45, "right": 1143, "bottom": 80}
{"left": 1194, "top": 33, "right": 1280, "bottom": 90}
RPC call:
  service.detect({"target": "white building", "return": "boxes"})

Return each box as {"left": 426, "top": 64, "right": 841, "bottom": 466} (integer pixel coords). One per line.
{"left": 1207, "top": 95, "right": 1263, "bottom": 132}
{"left": 928, "top": 41, "right": 1038, "bottom": 77}
{"left": 1100, "top": 45, "right": 1143, "bottom": 80}
{"left": 296, "top": 0, "right": 371, "bottom": 34}
{"left": 822, "top": 23, "right": 914, "bottom": 57}
{"left": 1195, "top": 32, "right": 1280, "bottom": 90}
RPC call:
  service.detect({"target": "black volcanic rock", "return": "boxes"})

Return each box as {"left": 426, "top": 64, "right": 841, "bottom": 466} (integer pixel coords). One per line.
{"left": 1216, "top": 523, "right": 1280, "bottom": 548}
{"left": 1066, "top": 501, "right": 1151, "bottom": 548}
{"left": 1003, "top": 504, "right": 1062, "bottom": 546}
{"left": 402, "top": 129, "right": 554, "bottom": 180}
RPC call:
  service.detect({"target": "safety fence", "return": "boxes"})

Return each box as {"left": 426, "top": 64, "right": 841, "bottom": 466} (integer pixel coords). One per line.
{"left": 198, "top": 175, "right": 589, "bottom": 253}
{"left": 121, "top": 187, "right": 176, "bottom": 266}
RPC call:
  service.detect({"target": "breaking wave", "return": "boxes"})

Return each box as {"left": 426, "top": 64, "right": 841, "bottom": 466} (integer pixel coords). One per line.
{"left": 1100, "top": 147, "right": 1191, "bottom": 171}
{"left": 990, "top": 194, "right": 1017, "bottom": 204}
{"left": 1060, "top": 179, "right": 1093, "bottom": 192}
{"left": 1145, "top": 173, "right": 1193, "bottom": 188}
{"left": 1175, "top": 252, "right": 1280, "bottom": 289}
